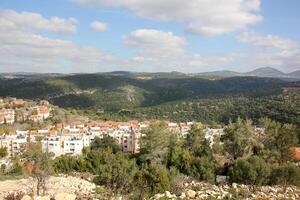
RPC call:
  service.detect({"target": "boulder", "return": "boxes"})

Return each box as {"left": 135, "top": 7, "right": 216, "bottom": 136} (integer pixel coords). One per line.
{"left": 36, "top": 196, "right": 50, "bottom": 200}
{"left": 232, "top": 183, "right": 238, "bottom": 189}
{"left": 165, "top": 191, "right": 172, "bottom": 198}
{"left": 186, "top": 189, "right": 196, "bottom": 199}
{"left": 55, "top": 193, "right": 76, "bottom": 200}
{"left": 179, "top": 192, "right": 186, "bottom": 199}
{"left": 21, "top": 196, "right": 32, "bottom": 200}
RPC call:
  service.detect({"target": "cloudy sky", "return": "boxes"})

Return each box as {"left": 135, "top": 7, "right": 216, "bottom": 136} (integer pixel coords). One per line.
{"left": 0, "top": 0, "right": 300, "bottom": 73}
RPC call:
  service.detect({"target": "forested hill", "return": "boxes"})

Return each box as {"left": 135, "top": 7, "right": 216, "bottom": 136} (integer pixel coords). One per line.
{"left": 0, "top": 73, "right": 299, "bottom": 125}
{"left": 0, "top": 74, "right": 283, "bottom": 105}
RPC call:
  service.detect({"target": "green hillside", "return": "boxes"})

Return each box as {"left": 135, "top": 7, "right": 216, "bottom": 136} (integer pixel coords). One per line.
{"left": 1, "top": 73, "right": 298, "bottom": 125}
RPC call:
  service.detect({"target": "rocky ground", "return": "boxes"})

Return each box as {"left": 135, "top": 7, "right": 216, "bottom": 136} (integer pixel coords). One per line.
{"left": 152, "top": 181, "right": 300, "bottom": 200}
{"left": 0, "top": 175, "right": 96, "bottom": 199}
{"left": 1, "top": 176, "right": 300, "bottom": 199}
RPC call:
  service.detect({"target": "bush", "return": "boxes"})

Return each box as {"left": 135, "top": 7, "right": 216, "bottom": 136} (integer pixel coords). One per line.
{"left": 269, "top": 164, "right": 300, "bottom": 187}
{"left": 229, "top": 156, "right": 270, "bottom": 185}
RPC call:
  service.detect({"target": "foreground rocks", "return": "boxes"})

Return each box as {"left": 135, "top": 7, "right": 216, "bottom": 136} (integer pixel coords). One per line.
{"left": 0, "top": 175, "right": 96, "bottom": 199}
{"left": 152, "top": 181, "right": 300, "bottom": 200}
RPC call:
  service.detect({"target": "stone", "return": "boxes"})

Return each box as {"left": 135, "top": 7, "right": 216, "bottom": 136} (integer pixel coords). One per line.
{"left": 186, "top": 189, "right": 196, "bottom": 199}
{"left": 39, "top": 196, "right": 50, "bottom": 200}
{"left": 154, "top": 193, "right": 164, "bottom": 199}
{"left": 179, "top": 192, "right": 186, "bottom": 199}
{"left": 21, "top": 196, "right": 32, "bottom": 200}
{"left": 165, "top": 191, "right": 172, "bottom": 198}
{"left": 232, "top": 183, "right": 238, "bottom": 189}
{"left": 55, "top": 193, "right": 76, "bottom": 200}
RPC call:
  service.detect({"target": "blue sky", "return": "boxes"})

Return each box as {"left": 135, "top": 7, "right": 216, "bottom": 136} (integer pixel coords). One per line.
{"left": 0, "top": 0, "right": 300, "bottom": 73}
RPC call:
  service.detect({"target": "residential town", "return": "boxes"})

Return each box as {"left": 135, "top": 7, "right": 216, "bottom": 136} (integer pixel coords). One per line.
{"left": 0, "top": 97, "right": 299, "bottom": 170}
{"left": 0, "top": 97, "right": 227, "bottom": 161}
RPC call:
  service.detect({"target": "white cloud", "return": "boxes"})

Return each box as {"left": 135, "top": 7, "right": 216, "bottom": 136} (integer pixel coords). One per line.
{"left": 0, "top": 9, "right": 118, "bottom": 73}
{"left": 90, "top": 21, "right": 108, "bottom": 31}
{"left": 0, "top": 9, "right": 77, "bottom": 34}
{"left": 124, "top": 29, "right": 186, "bottom": 59}
{"left": 237, "top": 32, "right": 300, "bottom": 70}
{"left": 74, "top": 0, "right": 262, "bottom": 36}
{"left": 123, "top": 29, "right": 239, "bottom": 72}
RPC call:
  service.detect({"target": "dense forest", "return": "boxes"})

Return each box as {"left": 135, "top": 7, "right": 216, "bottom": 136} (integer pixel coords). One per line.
{"left": 0, "top": 73, "right": 299, "bottom": 125}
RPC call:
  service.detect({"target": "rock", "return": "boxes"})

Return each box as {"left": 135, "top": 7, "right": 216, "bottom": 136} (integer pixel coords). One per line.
{"left": 55, "top": 193, "right": 76, "bottom": 200}
{"left": 232, "top": 183, "right": 238, "bottom": 189}
{"left": 153, "top": 193, "right": 164, "bottom": 199}
{"left": 179, "top": 192, "right": 186, "bottom": 199}
{"left": 21, "top": 196, "right": 32, "bottom": 200}
{"left": 38, "top": 196, "right": 50, "bottom": 200}
{"left": 165, "top": 191, "right": 172, "bottom": 198}
{"left": 186, "top": 189, "right": 196, "bottom": 199}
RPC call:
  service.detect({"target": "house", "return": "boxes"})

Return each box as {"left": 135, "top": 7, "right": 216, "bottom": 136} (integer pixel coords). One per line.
{"left": 293, "top": 148, "right": 300, "bottom": 160}
{"left": 0, "top": 108, "right": 15, "bottom": 124}
{"left": 39, "top": 100, "right": 50, "bottom": 106}
{"left": 37, "top": 106, "right": 50, "bottom": 119}
{"left": 11, "top": 99, "right": 25, "bottom": 106}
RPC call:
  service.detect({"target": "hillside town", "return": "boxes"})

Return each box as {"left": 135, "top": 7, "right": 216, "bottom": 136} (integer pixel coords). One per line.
{"left": 1, "top": 97, "right": 300, "bottom": 200}
{"left": 0, "top": 99, "right": 221, "bottom": 158}
{"left": 1, "top": 97, "right": 299, "bottom": 162}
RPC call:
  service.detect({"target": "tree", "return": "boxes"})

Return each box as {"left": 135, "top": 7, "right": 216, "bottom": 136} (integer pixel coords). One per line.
{"left": 138, "top": 122, "right": 171, "bottom": 164}
{"left": 22, "top": 143, "right": 53, "bottom": 196}
{"left": 181, "top": 124, "right": 215, "bottom": 182}
{"left": 166, "top": 134, "right": 183, "bottom": 168}
{"left": 0, "top": 147, "right": 8, "bottom": 158}
{"left": 91, "top": 135, "right": 121, "bottom": 153}
{"left": 270, "top": 164, "right": 300, "bottom": 191}
{"left": 261, "top": 119, "right": 299, "bottom": 163}
{"left": 135, "top": 162, "right": 170, "bottom": 198}
{"left": 222, "top": 118, "right": 256, "bottom": 160}
{"left": 92, "top": 149, "right": 137, "bottom": 195}
{"left": 185, "top": 124, "right": 206, "bottom": 150}
{"left": 228, "top": 156, "right": 270, "bottom": 186}
{"left": 189, "top": 156, "right": 215, "bottom": 182}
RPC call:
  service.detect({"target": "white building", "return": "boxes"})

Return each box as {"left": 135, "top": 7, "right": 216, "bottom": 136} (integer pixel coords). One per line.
{"left": 0, "top": 134, "right": 27, "bottom": 157}
{"left": 42, "top": 135, "right": 93, "bottom": 157}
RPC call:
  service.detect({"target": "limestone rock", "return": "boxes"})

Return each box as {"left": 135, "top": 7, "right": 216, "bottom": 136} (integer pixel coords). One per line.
{"left": 186, "top": 189, "right": 196, "bottom": 199}
{"left": 55, "top": 193, "right": 76, "bottom": 200}
{"left": 21, "top": 196, "right": 32, "bottom": 200}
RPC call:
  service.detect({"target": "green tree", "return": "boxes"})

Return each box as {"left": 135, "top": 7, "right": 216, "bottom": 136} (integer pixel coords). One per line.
{"left": 189, "top": 156, "right": 215, "bottom": 182}
{"left": 91, "top": 149, "right": 137, "bottom": 195}
{"left": 138, "top": 123, "right": 171, "bottom": 164}
{"left": 222, "top": 118, "right": 256, "bottom": 160}
{"left": 182, "top": 125, "right": 215, "bottom": 182}
{"left": 229, "top": 156, "right": 271, "bottom": 186}
{"left": 262, "top": 119, "right": 298, "bottom": 163}
{"left": 270, "top": 164, "right": 300, "bottom": 190}
{"left": 166, "top": 134, "right": 183, "bottom": 168}
{"left": 90, "top": 135, "right": 121, "bottom": 153}
{"left": 0, "top": 147, "right": 8, "bottom": 158}
{"left": 135, "top": 162, "right": 170, "bottom": 198}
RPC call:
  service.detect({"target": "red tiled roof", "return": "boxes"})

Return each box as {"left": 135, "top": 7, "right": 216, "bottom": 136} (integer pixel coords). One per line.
{"left": 293, "top": 148, "right": 300, "bottom": 160}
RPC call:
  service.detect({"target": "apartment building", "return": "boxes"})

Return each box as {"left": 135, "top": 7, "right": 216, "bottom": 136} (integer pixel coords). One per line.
{"left": 0, "top": 134, "right": 27, "bottom": 157}
{"left": 42, "top": 135, "right": 93, "bottom": 157}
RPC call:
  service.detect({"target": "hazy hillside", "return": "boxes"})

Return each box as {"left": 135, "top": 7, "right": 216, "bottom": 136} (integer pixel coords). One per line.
{"left": 1, "top": 72, "right": 299, "bottom": 124}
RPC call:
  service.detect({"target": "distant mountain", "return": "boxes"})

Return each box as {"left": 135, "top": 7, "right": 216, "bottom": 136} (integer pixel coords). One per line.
{"left": 288, "top": 70, "right": 300, "bottom": 78}
{"left": 245, "top": 67, "right": 286, "bottom": 77}
{"left": 197, "top": 67, "right": 300, "bottom": 80}
{"left": 197, "top": 70, "right": 242, "bottom": 78}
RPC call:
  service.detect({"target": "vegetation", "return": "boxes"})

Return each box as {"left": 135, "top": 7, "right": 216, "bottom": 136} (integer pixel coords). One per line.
{"left": 2, "top": 74, "right": 299, "bottom": 126}
{"left": 0, "top": 147, "right": 7, "bottom": 158}
{"left": 22, "top": 143, "right": 54, "bottom": 196}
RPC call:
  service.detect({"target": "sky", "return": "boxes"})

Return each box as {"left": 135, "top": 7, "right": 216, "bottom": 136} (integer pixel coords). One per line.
{"left": 0, "top": 0, "right": 300, "bottom": 73}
